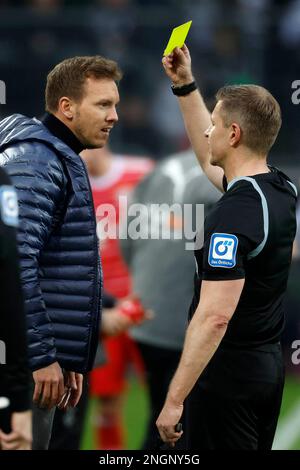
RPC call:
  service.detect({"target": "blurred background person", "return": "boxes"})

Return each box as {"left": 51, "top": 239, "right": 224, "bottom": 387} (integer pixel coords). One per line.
{"left": 81, "top": 146, "right": 153, "bottom": 450}
{"left": 0, "top": 166, "right": 31, "bottom": 451}
{"left": 120, "top": 149, "right": 220, "bottom": 449}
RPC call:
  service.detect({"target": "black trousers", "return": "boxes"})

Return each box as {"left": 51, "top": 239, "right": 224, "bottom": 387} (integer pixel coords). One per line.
{"left": 136, "top": 341, "right": 183, "bottom": 450}
{"left": 185, "top": 343, "right": 284, "bottom": 450}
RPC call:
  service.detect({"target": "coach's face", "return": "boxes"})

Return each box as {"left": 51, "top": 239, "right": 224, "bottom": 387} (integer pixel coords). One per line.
{"left": 205, "top": 100, "right": 231, "bottom": 167}
{"left": 71, "top": 77, "right": 119, "bottom": 149}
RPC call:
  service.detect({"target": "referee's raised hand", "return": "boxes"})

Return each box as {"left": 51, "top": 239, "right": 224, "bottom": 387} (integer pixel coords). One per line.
{"left": 162, "top": 44, "right": 194, "bottom": 86}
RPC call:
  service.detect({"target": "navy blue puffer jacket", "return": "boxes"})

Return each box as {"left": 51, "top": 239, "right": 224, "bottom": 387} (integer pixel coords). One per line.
{"left": 0, "top": 114, "right": 102, "bottom": 373}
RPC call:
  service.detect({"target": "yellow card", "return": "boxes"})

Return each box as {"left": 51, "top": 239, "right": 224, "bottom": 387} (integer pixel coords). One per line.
{"left": 163, "top": 20, "right": 192, "bottom": 56}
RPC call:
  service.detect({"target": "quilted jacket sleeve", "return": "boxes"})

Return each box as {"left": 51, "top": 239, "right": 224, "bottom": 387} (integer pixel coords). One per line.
{"left": 2, "top": 142, "right": 66, "bottom": 371}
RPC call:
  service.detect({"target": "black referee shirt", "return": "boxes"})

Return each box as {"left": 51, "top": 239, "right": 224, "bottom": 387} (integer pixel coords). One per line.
{"left": 189, "top": 167, "right": 298, "bottom": 347}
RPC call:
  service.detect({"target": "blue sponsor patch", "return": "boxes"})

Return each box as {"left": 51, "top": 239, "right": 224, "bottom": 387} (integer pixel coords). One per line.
{"left": 208, "top": 233, "right": 238, "bottom": 268}
{"left": 0, "top": 186, "right": 19, "bottom": 227}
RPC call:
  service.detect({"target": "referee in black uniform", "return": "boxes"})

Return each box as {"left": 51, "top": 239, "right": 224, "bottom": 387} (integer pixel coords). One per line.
{"left": 0, "top": 166, "right": 31, "bottom": 450}
{"left": 156, "top": 45, "right": 298, "bottom": 450}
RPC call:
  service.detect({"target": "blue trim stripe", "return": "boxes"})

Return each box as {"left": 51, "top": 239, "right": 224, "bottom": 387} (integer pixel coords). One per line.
{"left": 287, "top": 180, "right": 298, "bottom": 197}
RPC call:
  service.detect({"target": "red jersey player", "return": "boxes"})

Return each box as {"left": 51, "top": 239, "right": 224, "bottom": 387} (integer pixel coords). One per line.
{"left": 82, "top": 146, "right": 153, "bottom": 449}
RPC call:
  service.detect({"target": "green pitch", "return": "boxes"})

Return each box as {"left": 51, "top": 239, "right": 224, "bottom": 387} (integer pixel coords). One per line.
{"left": 81, "top": 374, "right": 300, "bottom": 450}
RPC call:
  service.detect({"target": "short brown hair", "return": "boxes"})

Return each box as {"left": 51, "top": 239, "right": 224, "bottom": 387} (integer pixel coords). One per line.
{"left": 216, "top": 84, "right": 282, "bottom": 155}
{"left": 45, "top": 55, "right": 123, "bottom": 112}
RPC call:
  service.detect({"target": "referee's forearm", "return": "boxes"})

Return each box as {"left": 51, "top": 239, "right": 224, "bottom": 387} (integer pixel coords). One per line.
{"left": 177, "top": 89, "right": 211, "bottom": 170}
{"left": 166, "top": 314, "right": 228, "bottom": 406}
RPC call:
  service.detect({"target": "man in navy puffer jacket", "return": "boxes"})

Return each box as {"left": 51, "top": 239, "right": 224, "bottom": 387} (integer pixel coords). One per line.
{"left": 0, "top": 55, "right": 122, "bottom": 449}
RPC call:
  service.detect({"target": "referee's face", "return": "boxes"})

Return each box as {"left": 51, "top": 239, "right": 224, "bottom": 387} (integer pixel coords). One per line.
{"left": 205, "top": 101, "right": 230, "bottom": 167}
{"left": 71, "top": 77, "right": 119, "bottom": 149}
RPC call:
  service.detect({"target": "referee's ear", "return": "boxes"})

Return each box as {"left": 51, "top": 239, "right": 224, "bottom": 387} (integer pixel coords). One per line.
{"left": 229, "top": 122, "right": 241, "bottom": 148}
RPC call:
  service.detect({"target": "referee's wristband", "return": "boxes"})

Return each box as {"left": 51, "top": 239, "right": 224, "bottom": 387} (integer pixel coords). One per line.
{"left": 171, "top": 81, "right": 197, "bottom": 96}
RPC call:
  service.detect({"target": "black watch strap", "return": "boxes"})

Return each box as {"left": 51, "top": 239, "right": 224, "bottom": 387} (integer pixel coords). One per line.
{"left": 171, "top": 81, "right": 197, "bottom": 96}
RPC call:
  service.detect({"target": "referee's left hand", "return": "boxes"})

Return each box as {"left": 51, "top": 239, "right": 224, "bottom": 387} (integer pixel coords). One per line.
{"left": 156, "top": 401, "right": 184, "bottom": 447}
